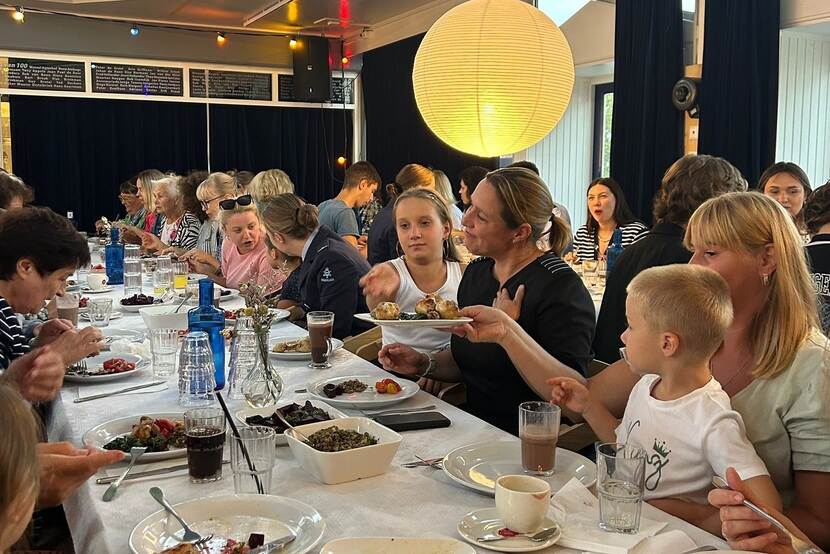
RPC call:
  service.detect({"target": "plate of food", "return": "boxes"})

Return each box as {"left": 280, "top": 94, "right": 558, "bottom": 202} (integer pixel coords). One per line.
{"left": 235, "top": 400, "right": 347, "bottom": 445}
{"left": 100, "top": 327, "right": 145, "bottom": 343}
{"left": 129, "top": 494, "right": 325, "bottom": 554}
{"left": 64, "top": 353, "right": 145, "bottom": 383}
{"left": 355, "top": 293, "right": 470, "bottom": 328}
{"left": 83, "top": 413, "right": 186, "bottom": 462}
{"left": 321, "top": 537, "right": 475, "bottom": 554}
{"left": 306, "top": 374, "right": 419, "bottom": 409}
{"left": 119, "top": 293, "right": 177, "bottom": 313}
{"left": 269, "top": 336, "right": 344, "bottom": 361}
{"left": 80, "top": 285, "right": 114, "bottom": 294}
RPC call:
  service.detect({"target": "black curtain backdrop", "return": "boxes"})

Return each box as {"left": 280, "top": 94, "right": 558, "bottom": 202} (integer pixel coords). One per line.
{"left": 208, "top": 104, "right": 350, "bottom": 204}
{"left": 10, "top": 96, "right": 207, "bottom": 231}
{"left": 698, "top": 0, "right": 779, "bottom": 186}
{"left": 362, "top": 34, "right": 498, "bottom": 189}
{"left": 609, "top": 0, "right": 684, "bottom": 223}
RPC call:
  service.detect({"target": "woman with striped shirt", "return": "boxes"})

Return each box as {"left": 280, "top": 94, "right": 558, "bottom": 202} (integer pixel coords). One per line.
{"left": 572, "top": 177, "right": 648, "bottom": 261}
{"left": 141, "top": 175, "right": 201, "bottom": 253}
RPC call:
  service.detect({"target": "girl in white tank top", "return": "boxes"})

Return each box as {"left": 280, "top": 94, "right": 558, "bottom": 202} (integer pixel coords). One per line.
{"left": 360, "top": 188, "right": 466, "bottom": 353}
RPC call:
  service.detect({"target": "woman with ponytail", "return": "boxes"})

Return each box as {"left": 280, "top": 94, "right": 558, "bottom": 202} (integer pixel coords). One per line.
{"left": 261, "top": 194, "right": 371, "bottom": 339}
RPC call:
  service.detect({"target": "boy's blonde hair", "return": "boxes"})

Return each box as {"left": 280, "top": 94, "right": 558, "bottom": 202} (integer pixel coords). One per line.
{"left": 627, "top": 264, "right": 733, "bottom": 360}
{"left": 0, "top": 384, "right": 40, "bottom": 527}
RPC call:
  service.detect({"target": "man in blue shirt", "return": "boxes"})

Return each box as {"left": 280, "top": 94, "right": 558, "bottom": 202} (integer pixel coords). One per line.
{"left": 317, "top": 161, "right": 380, "bottom": 256}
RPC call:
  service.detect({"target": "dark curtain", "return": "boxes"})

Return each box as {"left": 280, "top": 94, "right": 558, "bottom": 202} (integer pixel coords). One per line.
{"left": 10, "top": 96, "right": 207, "bottom": 231}
{"left": 208, "top": 104, "right": 351, "bottom": 204}
{"left": 609, "top": 0, "right": 684, "bottom": 223}
{"left": 362, "top": 34, "right": 498, "bottom": 189}
{"left": 698, "top": 0, "right": 779, "bottom": 186}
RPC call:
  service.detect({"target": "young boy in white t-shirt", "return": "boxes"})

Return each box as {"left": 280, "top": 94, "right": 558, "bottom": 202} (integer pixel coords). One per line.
{"left": 549, "top": 264, "right": 782, "bottom": 531}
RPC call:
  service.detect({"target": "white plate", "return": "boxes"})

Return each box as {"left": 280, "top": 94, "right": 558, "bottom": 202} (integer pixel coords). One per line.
{"left": 355, "top": 313, "right": 471, "bottom": 329}
{"left": 129, "top": 494, "right": 325, "bottom": 554}
{"left": 235, "top": 399, "right": 347, "bottom": 445}
{"left": 321, "top": 537, "right": 475, "bottom": 553}
{"left": 442, "top": 440, "right": 596, "bottom": 496}
{"left": 307, "top": 374, "right": 419, "bottom": 409}
{"left": 83, "top": 412, "right": 185, "bottom": 463}
{"left": 225, "top": 308, "right": 291, "bottom": 327}
{"left": 80, "top": 311, "right": 123, "bottom": 321}
{"left": 269, "top": 336, "right": 344, "bottom": 360}
{"left": 100, "top": 327, "right": 146, "bottom": 343}
{"left": 81, "top": 285, "right": 114, "bottom": 294}
{"left": 119, "top": 299, "right": 176, "bottom": 313}
{"left": 63, "top": 353, "right": 146, "bottom": 383}
{"left": 457, "top": 508, "right": 560, "bottom": 552}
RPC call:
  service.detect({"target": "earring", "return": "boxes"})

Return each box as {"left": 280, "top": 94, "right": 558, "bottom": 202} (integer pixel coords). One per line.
{"left": 762, "top": 274, "right": 770, "bottom": 286}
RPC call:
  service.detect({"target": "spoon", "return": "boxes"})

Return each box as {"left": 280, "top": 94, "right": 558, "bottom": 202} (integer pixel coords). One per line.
{"left": 272, "top": 407, "right": 313, "bottom": 442}
{"left": 172, "top": 292, "right": 193, "bottom": 314}
{"left": 102, "top": 446, "right": 146, "bottom": 501}
{"left": 149, "top": 487, "right": 202, "bottom": 543}
{"left": 711, "top": 477, "right": 825, "bottom": 554}
{"left": 477, "top": 525, "right": 559, "bottom": 543}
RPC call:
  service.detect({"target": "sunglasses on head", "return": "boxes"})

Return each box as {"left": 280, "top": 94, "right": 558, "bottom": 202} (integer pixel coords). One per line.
{"left": 219, "top": 194, "right": 253, "bottom": 211}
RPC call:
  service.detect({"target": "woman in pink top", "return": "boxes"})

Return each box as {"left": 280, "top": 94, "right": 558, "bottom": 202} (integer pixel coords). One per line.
{"left": 187, "top": 195, "right": 285, "bottom": 294}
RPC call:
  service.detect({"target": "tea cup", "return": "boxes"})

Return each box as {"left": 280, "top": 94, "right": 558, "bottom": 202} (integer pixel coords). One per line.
{"left": 495, "top": 474, "right": 551, "bottom": 533}
{"left": 87, "top": 273, "right": 108, "bottom": 290}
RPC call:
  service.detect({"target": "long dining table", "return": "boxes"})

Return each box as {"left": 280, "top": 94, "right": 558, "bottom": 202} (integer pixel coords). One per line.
{"left": 48, "top": 280, "right": 727, "bottom": 553}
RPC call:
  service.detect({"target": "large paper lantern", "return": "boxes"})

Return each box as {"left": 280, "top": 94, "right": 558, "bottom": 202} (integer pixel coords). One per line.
{"left": 412, "top": 0, "right": 575, "bottom": 157}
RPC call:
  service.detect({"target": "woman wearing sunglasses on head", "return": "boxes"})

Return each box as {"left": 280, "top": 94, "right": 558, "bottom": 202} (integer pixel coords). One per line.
{"left": 183, "top": 195, "right": 286, "bottom": 294}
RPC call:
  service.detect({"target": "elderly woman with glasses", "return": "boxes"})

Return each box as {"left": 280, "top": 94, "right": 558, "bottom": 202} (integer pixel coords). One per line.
{"left": 95, "top": 179, "right": 147, "bottom": 235}
{"left": 184, "top": 194, "right": 286, "bottom": 294}
{"left": 141, "top": 175, "right": 201, "bottom": 254}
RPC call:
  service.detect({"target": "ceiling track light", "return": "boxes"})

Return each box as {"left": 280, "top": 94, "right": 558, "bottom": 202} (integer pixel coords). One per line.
{"left": 12, "top": 6, "right": 25, "bottom": 23}
{"left": 130, "top": 24, "right": 140, "bottom": 36}
{"left": 216, "top": 31, "right": 226, "bottom": 44}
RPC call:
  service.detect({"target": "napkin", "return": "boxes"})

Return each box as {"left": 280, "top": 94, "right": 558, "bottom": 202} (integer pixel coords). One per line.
{"left": 549, "top": 478, "right": 666, "bottom": 554}
{"left": 109, "top": 339, "right": 151, "bottom": 359}
{"left": 630, "top": 530, "right": 697, "bottom": 554}
{"left": 75, "top": 380, "right": 168, "bottom": 400}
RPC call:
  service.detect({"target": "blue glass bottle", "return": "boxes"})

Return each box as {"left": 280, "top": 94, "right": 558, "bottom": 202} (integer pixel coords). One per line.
{"left": 104, "top": 227, "right": 124, "bottom": 285}
{"left": 606, "top": 228, "right": 624, "bottom": 273}
{"left": 188, "top": 279, "right": 226, "bottom": 389}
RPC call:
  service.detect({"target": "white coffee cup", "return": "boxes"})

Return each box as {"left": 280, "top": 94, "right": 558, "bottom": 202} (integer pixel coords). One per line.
{"left": 87, "top": 273, "right": 108, "bottom": 290}
{"left": 495, "top": 474, "right": 551, "bottom": 533}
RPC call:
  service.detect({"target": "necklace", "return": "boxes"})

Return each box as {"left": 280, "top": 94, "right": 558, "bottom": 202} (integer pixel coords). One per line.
{"left": 713, "top": 353, "right": 754, "bottom": 391}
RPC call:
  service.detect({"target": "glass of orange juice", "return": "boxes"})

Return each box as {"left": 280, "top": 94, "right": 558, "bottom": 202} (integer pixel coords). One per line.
{"left": 174, "top": 262, "right": 189, "bottom": 290}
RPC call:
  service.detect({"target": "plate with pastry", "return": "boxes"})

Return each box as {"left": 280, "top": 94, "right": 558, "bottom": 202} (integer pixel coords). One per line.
{"left": 269, "top": 336, "right": 344, "bottom": 361}
{"left": 355, "top": 293, "right": 471, "bottom": 328}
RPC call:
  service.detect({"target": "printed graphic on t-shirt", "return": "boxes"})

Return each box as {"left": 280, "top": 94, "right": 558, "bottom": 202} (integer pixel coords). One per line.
{"left": 321, "top": 267, "right": 334, "bottom": 283}
{"left": 645, "top": 438, "right": 671, "bottom": 491}
{"left": 810, "top": 272, "right": 830, "bottom": 334}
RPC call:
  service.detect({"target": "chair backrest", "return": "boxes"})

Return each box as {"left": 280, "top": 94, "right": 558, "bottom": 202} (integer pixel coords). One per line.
{"left": 587, "top": 358, "right": 610, "bottom": 377}
{"left": 343, "top": 326, "right": 382, "bottom": 361}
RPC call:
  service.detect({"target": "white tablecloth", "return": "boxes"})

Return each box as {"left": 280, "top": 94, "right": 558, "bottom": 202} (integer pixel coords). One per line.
{"left": 49, "top": 283, "right": 726, "bottom": 553}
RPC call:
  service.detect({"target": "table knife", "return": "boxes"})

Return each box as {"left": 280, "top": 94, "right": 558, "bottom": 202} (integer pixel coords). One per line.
{"left": 73, "top": 380, "right": 166, "bottom": 403}
{"left": 95, "top": 460, "right": 229, "bottom": 484}
{"left": 248, "top": 534, "right": 296, "bottom": 553}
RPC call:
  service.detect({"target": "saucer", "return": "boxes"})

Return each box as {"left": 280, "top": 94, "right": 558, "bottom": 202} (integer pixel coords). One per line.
{"left": 457, "top": 508, "right": 560, "bottom": 552}
{"left": 81, "top": 286, "right": 114, "bottom": 294}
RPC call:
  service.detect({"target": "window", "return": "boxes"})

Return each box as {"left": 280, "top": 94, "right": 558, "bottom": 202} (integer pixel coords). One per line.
{"left": 0, "top": 95, "right": 11, "bottom": 172}
{"left": 592, "top": 83, "right": 613, "bottom": 179}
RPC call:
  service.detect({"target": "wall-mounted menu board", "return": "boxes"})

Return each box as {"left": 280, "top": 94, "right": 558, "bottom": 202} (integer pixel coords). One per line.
{"left": 91, "top": 63, "right": 183, "bottom": 96}
{"left": 189, "top": 69, "right": 272, "bottom": 101}
{"left": 1, "top": 57, "right": 85, "bottom": 92}
{"left": 277, "top": 75, "right": 353, "bottom": 104}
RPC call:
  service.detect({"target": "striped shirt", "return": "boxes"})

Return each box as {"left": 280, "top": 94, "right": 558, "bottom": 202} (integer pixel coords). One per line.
{"left": 197, "top": 219, "right": 224, "bottom": 262}
{"left": 0, "top": 296, "right": 29, "bottom": 370}
{"left": 573, "top": 221, "right": 649, "bottom": 261}
{"left": 162, "top": 212, "right": 202, "bottom": 251}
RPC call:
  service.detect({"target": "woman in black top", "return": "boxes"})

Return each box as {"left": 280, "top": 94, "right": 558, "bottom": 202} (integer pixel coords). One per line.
{"left": 367, "top": 164, "right": 436, "bottom": 265}
{"left": 803, "top": 182, "right": 830, "bottom": 334}
{"left": 374, "top": 167, "right": 594, "bottom": 434}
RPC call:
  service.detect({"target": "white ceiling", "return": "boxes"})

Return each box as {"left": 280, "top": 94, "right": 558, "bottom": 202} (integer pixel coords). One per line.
{"left": 12, "top": 0, "right": 437, "bottom": 36}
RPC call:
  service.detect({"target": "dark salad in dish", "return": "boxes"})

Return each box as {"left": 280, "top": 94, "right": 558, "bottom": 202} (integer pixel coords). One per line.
{"left": 104, "top": 416, "right": 186, "bottom": 453}
{"left": 245, "top": 401, "right": 334, "bottom": 433}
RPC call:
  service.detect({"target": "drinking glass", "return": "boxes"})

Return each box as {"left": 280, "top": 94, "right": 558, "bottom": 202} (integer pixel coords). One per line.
{"left": 596, "top": 442, "right": 646, "bottom": 534}
{"left": 519, "top": 401, "right": 561, "bottom": 476}
{"left": 124, "top": 259, "right": 142, "bottom": 296}
{"left": 55, "top": 292, "right": 80, "bottom": 326}
{"left": 230, "top": 425, "right": 276, "bottom": 494}
{"left": 596, "top": 259, "right": 607, "bottom": 290}
{"left": 150, "top": 328, "right": 179, "bottom": 378}
{"left": 583, "top": 259, "right": 599, "bottom": 289}
{"left": 124, "top": 244, "right": 141, "bottom": 260}
{"left": 88, "top": 297, "right": 113, "bottom": 327}
{"left": 155, "top": 256, "right": 173, "bottom": 295}
{"left": 184, "top": 407, "right": 225, "bottom": 484}
{"left": 307, "top": 311, "right": 334, "bottom": 369}
{"left": 173, "top": 262, "right": 189, "bottom": 290}
{"left": 227, "top": 317, "right": 257, "bottom": 400}
{"left": 178, "top": 331, "right": 216, "bottom": 407}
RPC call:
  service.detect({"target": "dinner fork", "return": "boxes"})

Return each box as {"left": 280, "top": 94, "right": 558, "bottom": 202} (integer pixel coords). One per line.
{"left": 102, "top": 446, "right": 146, "bottom": 501}
{"left": 67, "top": 359, "right": 88, "bottom": 376}
{"left": 149, "top": 487, "right": 202, "bottom": 543}
{"left": 477, "top": 526, "right": 559, "bottom": 543}
{"left": 711, "top": 477, "right": 825, "bottom": 554}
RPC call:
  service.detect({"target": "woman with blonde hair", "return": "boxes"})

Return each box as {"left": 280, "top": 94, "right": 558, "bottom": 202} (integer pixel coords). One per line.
{"left": 450, "top": 191, "right": 830, "bottom": 548}
{"left": 377, "top": 167, "right": 594, "bottom": 433}
{"left": 0, "top": 383, "right": 41, "bottom": 552}
{"left": 186, "top": 195, "right": 284, "bottom": 294}
{"left": 175, "top": 172, "right": 239, "bottom": 263}
{"left": 249, "top": 169, "right": 295, "bottom": 206}
{"left": 119, "top": 168, "right": 164, "bottom": 242}
{"left": 367, "top": 163, "right": 436, "bottom": 265}
{"left": 432, "top": 169, "right": 464, "bottom": 230}
{"left": 262, "top": 193, "right": 371, "bottom": 339}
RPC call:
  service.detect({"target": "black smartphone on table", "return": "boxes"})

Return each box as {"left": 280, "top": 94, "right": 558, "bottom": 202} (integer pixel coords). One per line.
{"left": 373, "top": 411, "right": 451, "bottom": 432}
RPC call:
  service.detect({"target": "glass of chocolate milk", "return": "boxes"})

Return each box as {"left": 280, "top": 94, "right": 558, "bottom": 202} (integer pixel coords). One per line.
{"left": 55, "top": 292, "right": 80, "bottom": 326}
{"left": 519, "top": 401, "right": 561, "bottom": 476}
{"left": 307, "top": 311, "right": 335, "bottom": 369}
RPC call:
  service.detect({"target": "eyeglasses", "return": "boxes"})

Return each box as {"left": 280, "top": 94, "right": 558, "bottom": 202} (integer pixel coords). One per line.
{"left": 219, "top": 194, "right": 253, "bottom": 211}
{"left": 199, "top": 195, "right": 225, "bottom": 210}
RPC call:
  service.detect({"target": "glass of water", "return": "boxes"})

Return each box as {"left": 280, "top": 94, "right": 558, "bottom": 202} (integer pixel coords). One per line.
{"left": 178, "top": 331, "right": 216, "bottom": 407}
{"left": 155, "top": 256, "right": 173, "bottom": 295}
{"left": 124, "top": 258, "right": 142, "bottom": 296}
{"left": 88, "top": 297, "right": 113, "bottom": 327}
{"left": 596, "top": 442, "right": 646, "bottom": 534}
{"left": 150, "top": 328, "right": 179, "bottom": 377}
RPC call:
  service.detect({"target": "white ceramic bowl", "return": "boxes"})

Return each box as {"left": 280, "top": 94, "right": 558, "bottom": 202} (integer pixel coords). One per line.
{"left": 139, "top": 304, "right": 189, "bottom": 330}
{"left": 285, "top": 417, "right": 402, "bottom": 485}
